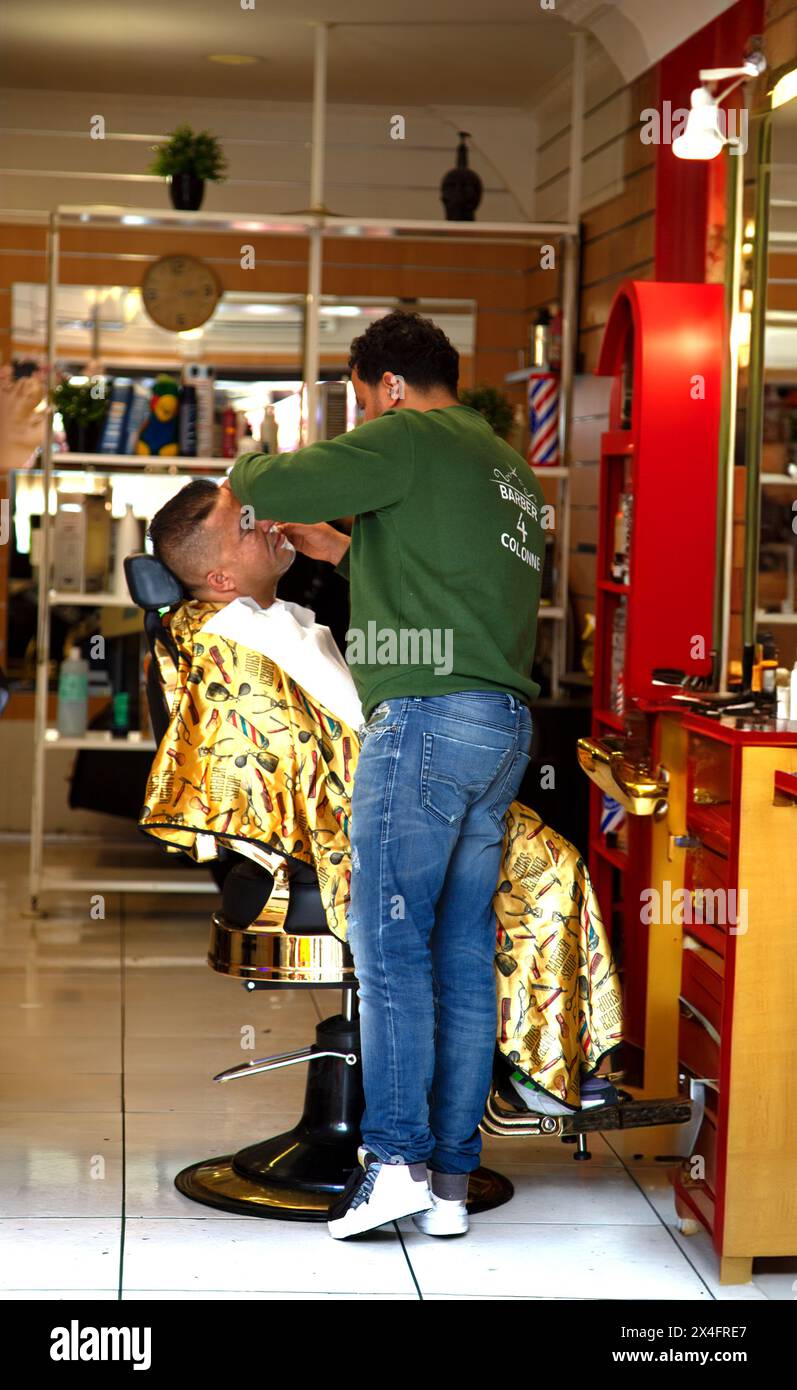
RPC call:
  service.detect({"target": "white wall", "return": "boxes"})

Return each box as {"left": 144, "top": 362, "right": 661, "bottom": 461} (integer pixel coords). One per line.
{"left": 0, "top": 88, "right": 538, "bottom": 224}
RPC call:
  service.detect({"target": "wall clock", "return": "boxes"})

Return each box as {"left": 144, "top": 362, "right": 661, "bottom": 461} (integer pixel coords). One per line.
{"left": 140, "top": 254, "right": 222, "bottom": 332}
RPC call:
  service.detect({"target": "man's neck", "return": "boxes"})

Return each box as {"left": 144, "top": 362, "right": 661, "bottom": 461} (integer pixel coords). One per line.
{"left": 195, "top": 585, "right": 278, "bottom": 609}
{"left": 395, "top": 390, "right": 460, "bottom": 413}
{"left": 249, "top": 586, "right": 278, "bottom": 609}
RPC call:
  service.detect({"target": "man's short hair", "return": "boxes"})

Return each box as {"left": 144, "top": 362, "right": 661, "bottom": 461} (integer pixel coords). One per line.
{"left": 147, "top": 478, "right": 219, "bottom": 592}
{"left": 347, "top": 310, "right": 459, "bottom": 396}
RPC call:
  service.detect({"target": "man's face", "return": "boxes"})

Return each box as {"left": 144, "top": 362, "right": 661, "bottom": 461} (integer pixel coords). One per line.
{"left": 351, "top": 367, "right": 392, "bottom": 422}
{"left": 203, "top": 484, "right": 295, "bottom": 600}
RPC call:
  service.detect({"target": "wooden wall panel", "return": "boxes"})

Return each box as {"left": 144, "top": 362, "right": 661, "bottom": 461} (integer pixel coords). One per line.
{"left": 581, "top": 215, "right": 655, "bottom": 287}
{"left": 581, "top": 166, "right": 656, "bottom": 241}
{"left": 572, "top": 63, "right": 658, "bottom": 378}
{"left": 765, "top": 0, "right": 797, "bottom": 66}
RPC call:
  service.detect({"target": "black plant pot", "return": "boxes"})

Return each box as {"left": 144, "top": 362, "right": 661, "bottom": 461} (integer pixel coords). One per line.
{"left": 63, "top": 417, "right": 105, "bottom": 454}
{"left": 169, "top": 173, "right": 205, "bottom": 211}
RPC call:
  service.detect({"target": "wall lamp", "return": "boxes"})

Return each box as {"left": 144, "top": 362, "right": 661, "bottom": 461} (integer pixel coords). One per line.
{"left": 673, "top": 50, "right": 767, "bottom": 160}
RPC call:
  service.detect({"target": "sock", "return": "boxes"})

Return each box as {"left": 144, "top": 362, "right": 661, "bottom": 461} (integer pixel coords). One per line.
{"left": 428, "top": 1171, "right": 469, "bottom": 1200}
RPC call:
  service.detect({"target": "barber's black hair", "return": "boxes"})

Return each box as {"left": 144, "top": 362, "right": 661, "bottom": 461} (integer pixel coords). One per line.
{"left": 347, "top": 310, "right": 459, "bottom": 395}
{"left": 147, "top": 478, "right": 219, "bottom": 589}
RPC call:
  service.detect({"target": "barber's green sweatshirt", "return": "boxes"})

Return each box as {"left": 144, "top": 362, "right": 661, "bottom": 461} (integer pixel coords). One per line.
{"left": 231, "top": 405, "right": 545, "bottom": 722}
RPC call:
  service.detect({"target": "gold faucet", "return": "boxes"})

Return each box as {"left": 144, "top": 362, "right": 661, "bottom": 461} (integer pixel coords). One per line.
{"left": 577, "top": 737, "right": 669, "bottom": 818}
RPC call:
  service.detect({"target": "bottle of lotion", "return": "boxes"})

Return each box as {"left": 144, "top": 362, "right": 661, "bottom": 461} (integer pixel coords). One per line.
{"left": 57, "top": 647, "right": 88, "bottom": 737}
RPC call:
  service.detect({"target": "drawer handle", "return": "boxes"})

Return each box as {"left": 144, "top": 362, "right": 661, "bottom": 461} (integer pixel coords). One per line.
{"left": 679, "top": 1073, "right": 719, "bottom": 1092}
{"left": 679, "top": 995, "right": 721, "bottom": 1048}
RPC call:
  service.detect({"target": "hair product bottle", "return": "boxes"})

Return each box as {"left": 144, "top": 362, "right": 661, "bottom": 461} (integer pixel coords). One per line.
{"left": 57, "top": 647, "right": 88, "bottom": 737}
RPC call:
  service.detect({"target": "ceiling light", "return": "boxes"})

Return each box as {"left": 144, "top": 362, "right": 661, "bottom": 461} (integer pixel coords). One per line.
{"left": 207, "top": 53, "right": 258, "bottom": 66}
{"left": 321, "top": 305, "right": 361, "bottom": 317}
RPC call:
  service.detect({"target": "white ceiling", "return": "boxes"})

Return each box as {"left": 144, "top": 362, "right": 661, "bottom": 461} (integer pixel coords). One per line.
{"left": 558, "top": 0, "right": 741, "bottom": 82}
{"left": 0, "top": 2, "right": 574, "bottom": 107}
{"left": 0, "top": 0, "right": 742, "bottom": 107}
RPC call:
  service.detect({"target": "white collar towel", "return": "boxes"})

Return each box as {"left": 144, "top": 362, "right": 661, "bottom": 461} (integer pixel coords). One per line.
{"left": 199, "top": 595, "right": 364, "bottom": 733}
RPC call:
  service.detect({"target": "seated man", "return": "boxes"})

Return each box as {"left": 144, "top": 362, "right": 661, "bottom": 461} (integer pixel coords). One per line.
{"left": 140, "top": 478, "right": 623, "bottom": 1118}
{"left": 146, "top": 477, "right": 362, "bottom": 732}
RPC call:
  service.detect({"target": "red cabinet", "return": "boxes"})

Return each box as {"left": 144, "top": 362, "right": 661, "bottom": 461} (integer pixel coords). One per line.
{"left": 594, "top": 280, "right": 725, "bottom": 712}
{"left": 587, "top": 281, "right": 726, "bottom": 1049}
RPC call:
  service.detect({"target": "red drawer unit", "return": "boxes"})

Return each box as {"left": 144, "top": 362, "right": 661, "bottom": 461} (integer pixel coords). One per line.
{"left": 681, "top": 942, "right": 724, "bottom": 1035}
{"left": 672, "top": 714, "right": 797, "bottom": 1284}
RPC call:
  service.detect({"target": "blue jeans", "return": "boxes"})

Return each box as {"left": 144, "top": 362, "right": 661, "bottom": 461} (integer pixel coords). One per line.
{"left": 346, "top": 690, "right": 533, "bottom": 1174}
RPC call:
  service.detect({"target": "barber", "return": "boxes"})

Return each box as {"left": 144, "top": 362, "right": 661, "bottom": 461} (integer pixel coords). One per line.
{"left": 226, "top": 310, "right": 545, "bottom": 1240}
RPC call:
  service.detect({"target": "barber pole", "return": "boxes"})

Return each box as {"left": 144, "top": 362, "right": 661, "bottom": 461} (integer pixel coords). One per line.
{"left": 527, "top": 371, "right": 560, "bottom": 466}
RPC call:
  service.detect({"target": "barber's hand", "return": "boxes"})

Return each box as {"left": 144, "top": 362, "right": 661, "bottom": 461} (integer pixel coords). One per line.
{"left": 274, "top": 521, "right": 350, "bottom": 565}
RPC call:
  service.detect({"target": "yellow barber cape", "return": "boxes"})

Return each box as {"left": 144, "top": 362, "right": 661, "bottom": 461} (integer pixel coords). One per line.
{"left": 139, "top": 601, "right": 623, "bottom": 1107}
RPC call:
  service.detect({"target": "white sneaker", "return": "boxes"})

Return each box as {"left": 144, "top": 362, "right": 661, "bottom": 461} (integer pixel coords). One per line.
{"left": 411, "top": 1170, "right": 469, "bottom": 1237}
{"left": 327, "top": 1146, "right": 433, "bottom": 1240}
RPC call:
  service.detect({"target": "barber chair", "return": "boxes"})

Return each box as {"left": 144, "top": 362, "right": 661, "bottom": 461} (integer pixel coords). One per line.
{"left": 125, "top": 552, "right": 514, "bottom": 1221}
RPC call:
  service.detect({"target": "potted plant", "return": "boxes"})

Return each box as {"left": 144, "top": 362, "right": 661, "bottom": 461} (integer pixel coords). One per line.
{"left": 458, "top": 385, "right": 514, "bottom": 440}
{"left": 148, "top": 124, "right": 228, "bottom": 211}
{"left": 52, "top": 377, "right": 111, "bottom": 454}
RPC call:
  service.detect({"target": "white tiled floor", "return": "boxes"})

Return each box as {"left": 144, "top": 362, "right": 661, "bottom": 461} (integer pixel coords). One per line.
{"left": 2, "top": 843, "right": 795, "bottom": 1302}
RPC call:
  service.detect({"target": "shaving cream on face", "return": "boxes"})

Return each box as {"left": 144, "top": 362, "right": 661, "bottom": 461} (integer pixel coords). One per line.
{"left": 269, "top": 524, "right": 295, "bottom": 557}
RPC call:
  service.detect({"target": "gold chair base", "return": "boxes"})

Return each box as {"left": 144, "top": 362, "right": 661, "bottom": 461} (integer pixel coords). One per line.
{"left": 208, "top": 913, "right": 357, "bottom": 984}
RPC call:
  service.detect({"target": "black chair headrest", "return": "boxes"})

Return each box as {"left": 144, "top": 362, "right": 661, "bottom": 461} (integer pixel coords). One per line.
{"left": 124, "top": 552, "right": 185, "bottom": 611}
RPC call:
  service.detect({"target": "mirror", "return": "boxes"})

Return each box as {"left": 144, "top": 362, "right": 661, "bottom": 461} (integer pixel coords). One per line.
{"left": 737, "top": 74, "right": 797, "bottom": 686}
{"left": 11, "top": 284, "right": 477, "bottom": 377}
{"left": 759, "top": 93, "right": 797, "bottom": 669}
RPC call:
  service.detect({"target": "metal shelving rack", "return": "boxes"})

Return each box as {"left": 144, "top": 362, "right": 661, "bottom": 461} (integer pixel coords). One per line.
{"left": 29, "top": 455, "right": 227, "bottom": 906}
{"left": 29, "top": 200, "right": 580, "bottom": 907}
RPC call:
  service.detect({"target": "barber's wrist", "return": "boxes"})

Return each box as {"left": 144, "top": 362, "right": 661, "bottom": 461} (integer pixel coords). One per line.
{"left": 331, "top": 531, "right": 351, "bottom": 565}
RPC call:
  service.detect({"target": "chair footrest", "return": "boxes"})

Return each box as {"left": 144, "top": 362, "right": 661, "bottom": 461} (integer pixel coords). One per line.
{"left": 482, "top": 1087, "right": 692, "bottom": 1138}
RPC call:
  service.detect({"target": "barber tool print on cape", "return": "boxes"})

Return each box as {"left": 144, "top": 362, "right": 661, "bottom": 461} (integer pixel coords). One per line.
{"left": 140, "top": 598, "right": 622, "bottom": 1110}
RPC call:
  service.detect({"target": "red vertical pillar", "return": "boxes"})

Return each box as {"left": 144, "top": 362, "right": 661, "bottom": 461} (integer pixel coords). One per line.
{"left": 654, "top": 0, "right": 765, "bottom": 283}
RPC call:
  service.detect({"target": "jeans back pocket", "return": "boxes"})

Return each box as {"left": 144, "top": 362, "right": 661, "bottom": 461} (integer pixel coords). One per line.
{"left": 421, "top": 731, "right": 512, "bottom": 827}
